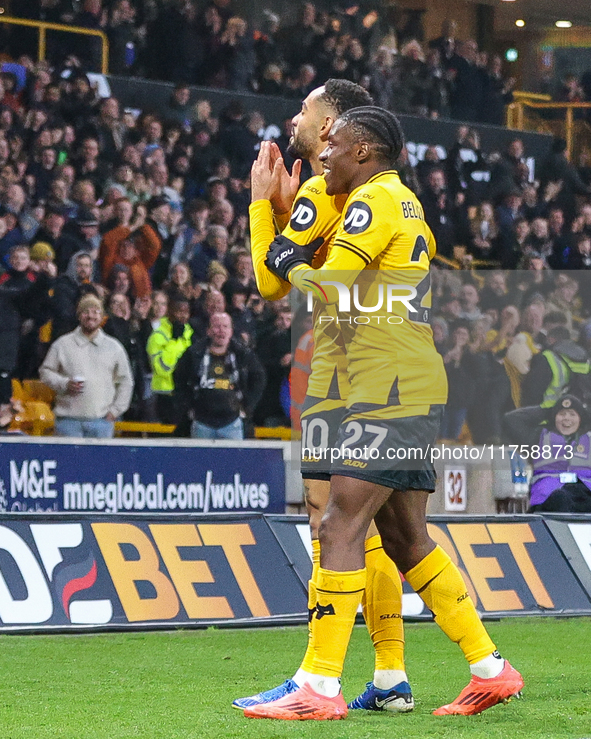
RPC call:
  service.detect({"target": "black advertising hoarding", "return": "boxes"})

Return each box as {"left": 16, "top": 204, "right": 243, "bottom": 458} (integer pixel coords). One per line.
{"left": 268, "top": 515, "right": 591, "bottom": 621}
{"left": 108, "top": 75, "right": 552, "bottom": 173}
{"left": 425, "top": 517, "right": 591, "bottom": 617}
{"left": 542, "top": 516, "right": 591, "bottom": 601}
{"left": 0, "top": 514, "right": 306, "bottom": 632}
{"left": 1, "top": 513, "right": 590, "bottom": 633}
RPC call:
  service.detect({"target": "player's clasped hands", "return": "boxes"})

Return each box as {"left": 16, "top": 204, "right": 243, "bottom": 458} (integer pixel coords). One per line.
{"left": 251, "top": 141, "right": 302, "bottom": 213}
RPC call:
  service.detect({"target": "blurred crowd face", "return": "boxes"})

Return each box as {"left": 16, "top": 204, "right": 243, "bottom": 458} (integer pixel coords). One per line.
{"left": 151, "top": 291, "right": 168, "bottom": 319}
{"left": 50, "top": 178, "right": 69, "bottom": 202}
{"left": 460, "top": 284, "right": 479, "bottom": 310}
{"left": 515, "top": 220, "right": 530, "bottom": 241}
{"left": 151, "top": 201, "right": 171, "bottom": 223}
{"left": 115, "top": 164, "right": 134, "bottom": 184}
{"left": 41, "top": 148, "right": 57, "bottom": 170}
{"left": 523, "top": 303, "right": 545, "bottom": 334}
{"left": 581, "top": 204, "right": 591, "bottom": 226}
{"left": 205, "top": 290, "right": 226, "bottom": 315}
{"left": 209, "top": 270, "right": 227, "bottom": 291}
{"left": 10, "top": 247, "right": 30, "bottom": 272}
{"left": 114, "top": 270, "right": 131, "bottom": 294}
{"left": 235, "top": 253, "right": 253, "bottom": 279}
{"left": 169, "top": 300, "right": 190, "bottom": 325}
{"left": 134, "top": 295, "right": 152, "bottom": 319}
{"left": 122, "top": 144, "right": 141, "bottom": 168}
{"left": 79, "top": 302, "right": 103, "bottom": 334}
{"left": 119, "top": 238, "right": 138, "bottom": 262}
{"left": 531, "top": 218, "right": 549, "bottom": 239}
{"left": 208, "top": 228, "right": 228, "bottom": 256}
{"left": 488, "top": 272, "right": 506, "bottom": 295}
{"left": 453, "top": 325, "right": 470, "bottom": 347}
{"left": 115, "top": 198, "right": 133, "bottom": 224}
{"left": 6, "top": 183, "right": 26, "bottom": 212}
{"left": 556, "top": 277, "right": 578, "bottom": 303}
{"left": 428, "top": 169, "right": 446, "bottom": 192}
{"left": 208, "top": 312, "right": 233, "bottom": 348}
{"left": 275, "top": 310, "right": 292, "bottom": 331}
{"left": 442, "top": 297, "right": 461, "bottom": 319}
{"left": 211, "top": 200, "right": 234, "bottom": 228}
{"left": 173, "top": 86, "right": 190, "bottom": 106}
{"left": 72, "top": 180, "right": 96, "bottom": 207}
{"left": 171, "top": 262, "right": 191, "bottom": 286}
{"left": 479, "top": 202, "right": 494, "bottom": 222}
{"left": 82, "top": 138, "right": 99, "bottom": 161}
{"left": 549, "top": 210, "right": 565, "bottom": 233}
{"left": 432, "top": 320, "right": 447, "bottom": 345}
{"left": 146, "top": 120, "right": 163, "bottom": 143}
{"left": 500, "top": 305, "right": 520, "bottom": 331}
{"left": 508, "top": 139, "right": 524, "bottom": 160}
{"left": 110, "top": 293, "right": 131, "bottom": 320}
{"left": 424, "top": 146, "right": 440, "bottom": 163}
{"left": 555, "top": 408, "right": 581, "bottom": 436}
{"left": 75, "top": 254, "right": 93, "bottom": 281}
{"left": 195, "top": 99, "right": 211, "bottom": 121}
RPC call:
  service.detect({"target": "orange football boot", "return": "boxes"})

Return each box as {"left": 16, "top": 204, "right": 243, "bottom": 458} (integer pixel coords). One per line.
{"left": 434, "top": 661, "right": 524, "bottom": 716}
{"left": 244, "top": 683, "right": 348, "bottom": 720}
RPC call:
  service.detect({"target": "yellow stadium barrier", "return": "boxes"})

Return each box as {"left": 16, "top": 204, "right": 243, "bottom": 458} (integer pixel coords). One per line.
{"left": 0, "top": 15, "right": 109, "bottom": 74}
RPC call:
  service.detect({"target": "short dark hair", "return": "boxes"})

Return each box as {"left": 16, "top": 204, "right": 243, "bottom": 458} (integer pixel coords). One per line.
{"left": 548, "top": 325, "right": 571, "bottom": 343}
{"left": 338, "top": 106, "right": 405, "bottom": 165}
{"left": 544, "top": 310, "right": 568, "bottom": 327}
{"left": 320, "top": 79, "right": 373, "bottom": 116}
{"left": 170, "top": 297, "right": 190, "bottom": 309}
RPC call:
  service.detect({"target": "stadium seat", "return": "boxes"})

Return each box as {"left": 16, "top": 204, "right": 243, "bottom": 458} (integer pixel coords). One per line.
{"left": 11, "top": 401, "right": 55, "bottom": 435}
{"left": 254, "top": 426, "right": 291, "bottom": 440}
{"left": 11, "top": 378, "right": 27, "bottom": 401}
{"left": 114, "top": 421, "right": 176, "bottom": 437}
{"left": 23, "top": 379, "right": 56, "bottom": 405}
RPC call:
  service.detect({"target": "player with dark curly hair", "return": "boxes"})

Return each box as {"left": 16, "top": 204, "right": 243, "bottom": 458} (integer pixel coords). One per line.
{"left": 245, "top": 107, "right": 524, "bottom": 720}
{"left": 238, "top": 86, "right": 417, "bottom": 715}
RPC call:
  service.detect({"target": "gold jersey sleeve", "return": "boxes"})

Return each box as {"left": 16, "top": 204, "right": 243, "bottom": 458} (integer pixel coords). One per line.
{"left": 290, "top": 170, "right": 447, "bottom": 408}
{"left": 248, "top": 176, "right": 350, "bottom": 400}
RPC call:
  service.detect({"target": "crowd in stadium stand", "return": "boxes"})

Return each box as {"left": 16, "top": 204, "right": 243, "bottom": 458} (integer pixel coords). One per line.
{"left": 0, "top": 15, "right": 591, "bottom": 441}
{"left": 7, "top": 1, "right": 517, "bottom": 125}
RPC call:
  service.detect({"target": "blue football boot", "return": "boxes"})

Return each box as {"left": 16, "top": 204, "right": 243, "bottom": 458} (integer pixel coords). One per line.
{"left": 232, "top": 678, "right": 299, "bottom": 710}
{"left": 348, "top": 681, "right": 414, "bottom": 712}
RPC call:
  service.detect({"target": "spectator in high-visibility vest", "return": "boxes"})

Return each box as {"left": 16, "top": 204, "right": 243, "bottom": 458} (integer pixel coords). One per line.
{"left": 521, "top": 325, "right": 590, "bottom": 408}
{"left": 147, "top": 297, "right": 193, "bottom": 424}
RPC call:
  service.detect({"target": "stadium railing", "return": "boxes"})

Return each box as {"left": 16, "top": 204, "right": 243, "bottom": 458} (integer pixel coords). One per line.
{"left": 507, "top": 96, "right": 591, "bottom": 162}
{"left": 0, "top": 15, "right": 109, "bottom": 74}
{"left": 113, "top": 422, "right": 292, "bottom": 440}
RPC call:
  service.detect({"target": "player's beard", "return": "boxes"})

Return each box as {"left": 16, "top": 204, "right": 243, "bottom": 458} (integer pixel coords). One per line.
{"left": 287, "top": 129, "right": 315, "bottom": 161}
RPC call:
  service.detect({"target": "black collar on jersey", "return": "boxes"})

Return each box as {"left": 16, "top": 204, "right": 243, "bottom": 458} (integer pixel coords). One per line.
{"left": 366, "top": 169, "right": 399, "bottom": 184}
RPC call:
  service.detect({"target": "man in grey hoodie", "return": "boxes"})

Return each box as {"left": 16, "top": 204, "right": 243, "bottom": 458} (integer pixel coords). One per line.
{"left": 51, "top": 251, "right": 102, "bottom": 340}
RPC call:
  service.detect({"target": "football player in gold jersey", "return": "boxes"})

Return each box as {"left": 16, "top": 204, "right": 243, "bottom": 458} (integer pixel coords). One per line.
{"left": 245, "top": 107, "right": 523, "bottom": 720}
{"left": 234, "top": 81, "right": 414, "bottom": 713}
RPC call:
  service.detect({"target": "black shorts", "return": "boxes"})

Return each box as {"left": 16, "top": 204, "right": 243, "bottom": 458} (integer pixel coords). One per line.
{"left": 300, "top": 396, "right": 346, "bottom": 481}
{"left": 329, "top": 404, "right": 444, "bottom": 491}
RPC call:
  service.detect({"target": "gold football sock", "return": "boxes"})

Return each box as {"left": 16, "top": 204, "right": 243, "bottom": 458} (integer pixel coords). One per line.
{"left": 310, "top": 567, "right": 366, "bottom": 677}
{"left": 299, "top": 539, "right": 320, "bottom": 673}
{"left": 404, "top": 545, "right": 496, "bottom": 664}
{"left": 363, "top": 535, "right": 405, "bottom": 673}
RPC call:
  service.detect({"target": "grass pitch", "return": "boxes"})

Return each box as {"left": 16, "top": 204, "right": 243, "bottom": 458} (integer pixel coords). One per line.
{"left": 0, "top": 618, "right": 589, "bottom": 739}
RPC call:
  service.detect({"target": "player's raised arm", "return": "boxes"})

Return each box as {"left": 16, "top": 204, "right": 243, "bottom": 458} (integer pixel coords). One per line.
{"left": 250, "top": 142, "right": 299, "bottom": 300}
{"left": 250, "top": 142, "right": 343, "bottom": 301}
{"left": 264, "top": 105, "right": 407, "bottom": 300}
